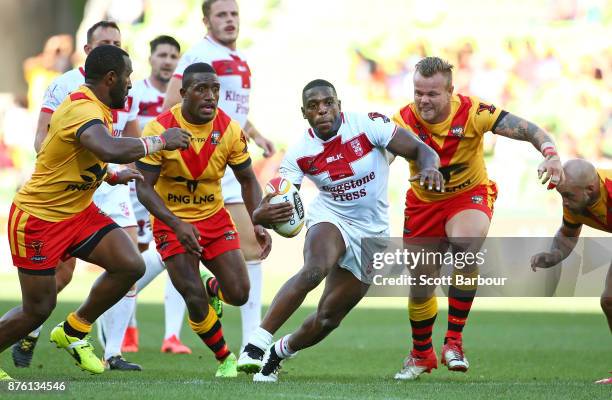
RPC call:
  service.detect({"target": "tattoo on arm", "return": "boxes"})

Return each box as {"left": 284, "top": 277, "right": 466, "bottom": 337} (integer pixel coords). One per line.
{"left": 493, "top": 112, "right": 553, "bottom": 150}
{"left": 551, "top": 222, "right": 581, "bottom": 260}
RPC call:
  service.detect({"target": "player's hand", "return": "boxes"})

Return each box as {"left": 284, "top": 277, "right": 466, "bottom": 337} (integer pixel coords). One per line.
{"left": 174, "top": 221, "right": 202, "bottom": 255}
{"left": 253, "top": 135, "right": 276, "bottom": 158}
{"left": 107, "top": 168, "right": 143, "bottom": 185}
{"left": 537, "top": 157, "right": 563, "bottom": 190}
{"left": 162, "top": 128, "right": 191, "bottom": 151}
{"left": 254, "top": 224, "right": 272, "bottom": 259}
{"left": 409, "top": 167, "right": 445, "bottom": 192}
{"left": 252, "top": 193, "right": 294, "bottom": 226}
{"left": 530, "top": 250, "right": 563, "bottom": 271}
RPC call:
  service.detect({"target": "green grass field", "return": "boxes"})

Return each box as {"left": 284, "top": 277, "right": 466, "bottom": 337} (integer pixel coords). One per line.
{"left": 1, "top": 300, "right": 610, "bottom": 400}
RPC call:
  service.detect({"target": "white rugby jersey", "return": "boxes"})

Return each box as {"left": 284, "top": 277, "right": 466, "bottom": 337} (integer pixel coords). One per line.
{"left": 173, "top": 36, "right": 250, "bottom": 128}
{"left": 280, "top": 112, "right": 397, "bottom": 232}
{"left": 41, "top": 66, "right": 139, "bottom": 137}
{"left": 130, "top": 78, "right": 164, "bottom": 130}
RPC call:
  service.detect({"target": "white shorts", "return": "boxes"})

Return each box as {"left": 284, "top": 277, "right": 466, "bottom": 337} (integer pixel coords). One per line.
{"left": 221, "top": 167, "right": 242, "bottom": 204}
{"left": 93, "top": 182, "right": 137, "bottom": 228}
{"left": 306, "top": 208, "right": 389, "bottom": 284}
{"left": 128, "top": 181, "right": 153, "bottom": 244}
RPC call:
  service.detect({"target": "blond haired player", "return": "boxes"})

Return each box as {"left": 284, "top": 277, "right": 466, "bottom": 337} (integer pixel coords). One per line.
{"left": 392, "top": 56, "right": 563, "bottom": 380}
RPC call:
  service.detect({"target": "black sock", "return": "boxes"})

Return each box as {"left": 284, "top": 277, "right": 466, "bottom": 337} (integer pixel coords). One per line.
{"left": 63, "top": 320, "right": 87, "bottom": 339}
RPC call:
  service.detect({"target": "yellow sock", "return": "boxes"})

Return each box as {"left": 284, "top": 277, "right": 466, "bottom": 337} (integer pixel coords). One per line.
{"left": 188, "top": 305, "right": 218, "bottom": 334}
{"left": 408, "top": 296, "right": 438, "bottom": 321}
{"left": 66, "top": 312, "right": 92, "bottom": 334}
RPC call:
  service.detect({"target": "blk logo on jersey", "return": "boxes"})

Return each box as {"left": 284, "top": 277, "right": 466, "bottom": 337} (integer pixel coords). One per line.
{"left": 170, "top": 176, "right": 201, "bottom": 193}
{"left": 65, "top": 164, "right": 106, "bottom": 191}
{"left": 224, "top": 230, "right": 236, "bottom": 241}
{"left": 326, "top": 154, "right": 344, "bottom": 163}
{"left": 297, "top": 133, "right": 375, "bottom": 182}
{"left": 81, "top": 164, "right": 107, "bottom": 182}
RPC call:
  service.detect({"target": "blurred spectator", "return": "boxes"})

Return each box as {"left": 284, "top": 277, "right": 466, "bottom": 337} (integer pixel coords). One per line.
{"left": 23, "top": 34, "right": 73, "bottom": 113}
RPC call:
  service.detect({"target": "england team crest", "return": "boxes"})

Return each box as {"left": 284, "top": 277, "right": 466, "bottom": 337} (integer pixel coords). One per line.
{"left": 350, "top": 139, "right": 363, "bottom": 157}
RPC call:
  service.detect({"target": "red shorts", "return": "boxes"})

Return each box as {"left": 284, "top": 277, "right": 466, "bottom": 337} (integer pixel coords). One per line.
{"left": 152, "top": 207, "right": 241, "bottom": 261}
{"left": 403, "top": 181, "right": 498, "bottom": 238}
{"left": 8, "top": 202, "right": 119, "bottom": 273}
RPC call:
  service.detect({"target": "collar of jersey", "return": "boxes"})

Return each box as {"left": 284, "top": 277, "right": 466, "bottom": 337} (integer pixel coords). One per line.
{"left": 176, "top": 108, "right": 215, "bottom": 132}
{"left": 80, "top": 85, "right": 111, "bottom": 113}
{"left": 205, "top": 35, "right": 238, "bottom": 55}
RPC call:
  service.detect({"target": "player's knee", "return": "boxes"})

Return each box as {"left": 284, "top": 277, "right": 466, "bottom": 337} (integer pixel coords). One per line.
{"left": 179, "top": 282, "right": 206, "bottom": 309}
{"left": 316, "top": 311, "right": 342, "bottom": 332}
{"left": 297, "top": 266, "right": 326, "bottom": 291}
{"left": 223, "top": 281, "right": 250, "bottom": 306}
{"left": 26, "top": 299, "right": 56, "bottom": 323}
{"left": 449, "top": 225, "right": 488, "bottom": 238}
{"left": 124, "top": 254, "right": 146, "bottom": 282}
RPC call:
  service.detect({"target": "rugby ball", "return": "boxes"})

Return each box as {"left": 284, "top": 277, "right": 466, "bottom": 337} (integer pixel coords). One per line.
{"left": 264, "top": 177, "right": 305, "bottom": 238}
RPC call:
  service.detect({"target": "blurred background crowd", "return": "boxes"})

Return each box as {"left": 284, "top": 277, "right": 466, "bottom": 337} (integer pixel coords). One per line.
{"left": 0, "top": 0, "right": 610, "bottom": 242}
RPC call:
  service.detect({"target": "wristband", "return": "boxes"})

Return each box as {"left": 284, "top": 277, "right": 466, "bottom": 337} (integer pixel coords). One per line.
{"left": 540, "top": 141, "right": 558, "bottom": 159}
{"left": 140, "top": 136, "right": 166, "bottom": 156}
{"left": 106, "top": 169, "right": 119, "bottom": 185}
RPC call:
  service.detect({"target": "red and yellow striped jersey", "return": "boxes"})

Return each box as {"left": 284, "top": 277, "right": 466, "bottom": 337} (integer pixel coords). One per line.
{"left": 393, "top": 94, "right": 503, "bottom": 201}
{"left": 14, "top": 86, "right": 113, "bottom": 221}
{"left": 137, "top": 105, "right": 250, "bottom": 221}
{"left": 563, "top": 169, "right": 612, "bottom": 233}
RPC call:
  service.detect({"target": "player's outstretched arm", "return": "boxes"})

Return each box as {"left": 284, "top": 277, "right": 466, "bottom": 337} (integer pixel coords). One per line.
{"left": 492, "top": 112, "right": 563, "bottom": 188}
{"left": 530, "top": 222, "right": 582, "bottom": 271}
{"left": 386, "top": 127, "right": 444, "bottom": 192}
{"left": 161, "top": 76, "right": 182, "bottom": 112}
{"left": 79, "top": 123, "right": 191, "bottom": 163}
{"left": 34, "top": 111, "right": 52, "bottom": 153}
{"left": 135, "top": 165, "right": 202, "bottom": 255}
